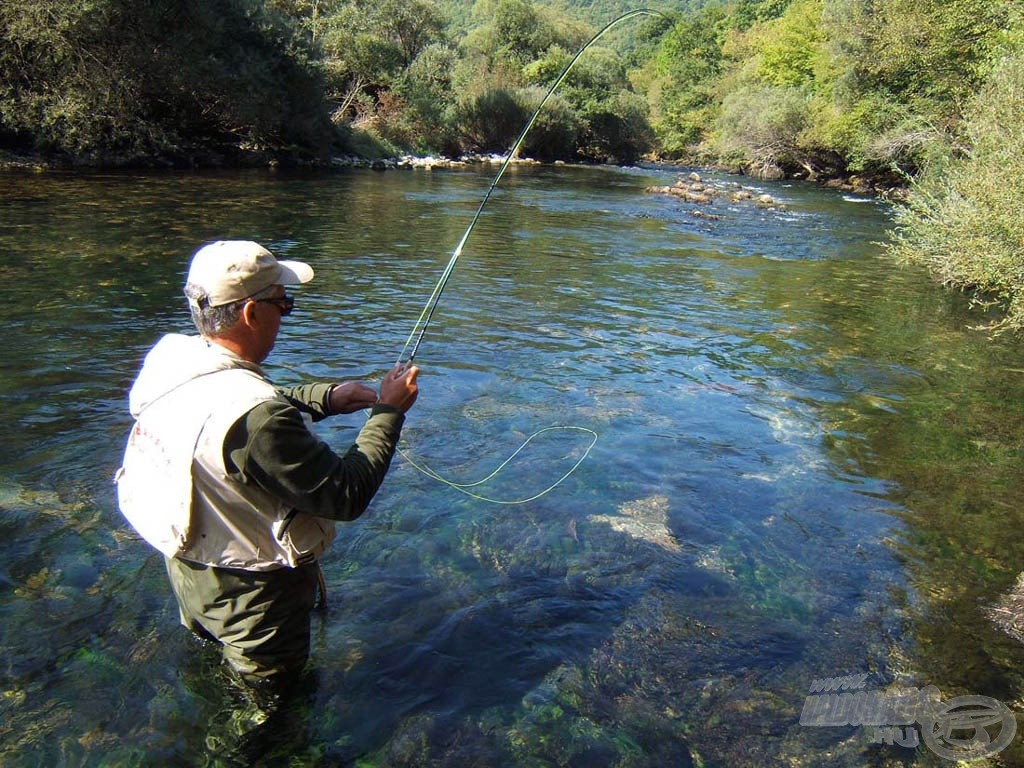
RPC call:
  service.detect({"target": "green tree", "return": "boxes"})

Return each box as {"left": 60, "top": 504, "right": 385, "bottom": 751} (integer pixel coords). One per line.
{"left": 458, "top": 0, "right": 589, "bottom": 94}
{"left": 636, "top": 4, "right": 729, "bottom": 155}
{"left": 466, "top": 0, "right": 560, "bottom": 67}
{"left": 842, "top": 0, "right": 1011, "bottom": 109}
{"left": 454, "top": 0, "right": 650, "bottom": 161}
{"left": 517, "top": 88, "right": 579, "bottom": 161}
{"left": 0, "top": 0, "right": 333, "bottom": 162}
{"left": 715, "top": 84, "right": 809, "bottom": 177}
{"left": 751, "top": 0, "right": 824, "bottom": 88}
{"left": 732, "top": 0, "right": 794, "bottom": 30}
{"left": 395, "top": 42, "right": 461, "bottom": 153}
{"left": 317, "top": 0, "right": 445, "bottom": 125}
{"left": 576, "top": 90, "right": 654, "bottom": 164}
{"left": 815, "top": 0, "right": 1018, "bottom": 175}
{"left": 553, "top": 45, "right": 654, "bottom": 163}
{"left": 711, "top": 0, "right": 828, "bottom": 176}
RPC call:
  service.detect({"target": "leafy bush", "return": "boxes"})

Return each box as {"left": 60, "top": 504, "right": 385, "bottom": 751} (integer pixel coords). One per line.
{"left": 0, "top": 0, "right": 335, "bottom": 163}
{"left": 714, "top": 84, "right": 809, "bottom": 177}
{"left": 517, "top": 88, "right": 579, "bottom": 162}
{"left": 343, "top": 126, "right": 403, "bottom": 160}
{"left": 751, "top": 0, "right": 824, "bottom": 89}
{"left": 635, "top": 5, "right": 728, "bottom": 156}
{"left": 887, "top": 50, "right": 1024, "bottom": 331}
{"left": 397, "top": 42, "right": 460, "bottom": 148}
{"left": 457, "top": 88, "right": 530, "bottom": 153}
{"left": 576, "top": 90, "right": 654, "bottom": 164}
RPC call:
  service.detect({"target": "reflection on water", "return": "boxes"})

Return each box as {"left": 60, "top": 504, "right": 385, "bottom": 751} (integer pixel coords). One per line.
{"left": 1, "top": 164, "right": 1023, "bottom": 766}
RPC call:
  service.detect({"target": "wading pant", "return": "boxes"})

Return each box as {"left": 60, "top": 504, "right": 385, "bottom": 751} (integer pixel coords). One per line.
{"left": 165, "top": 556, "right": 318, "bottom": 684}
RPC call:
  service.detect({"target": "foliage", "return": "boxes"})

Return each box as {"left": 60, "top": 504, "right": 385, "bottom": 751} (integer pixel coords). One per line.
{"left": 456, "top": 89, "right": 531, "bottom": 154}
{"left": 749, "top": 0, "right": 823, "bottom": 89}
{"left": 731, "top": 0, "right": 794, "bottom": 31}
{"left": 483, "top": 0, "right": 560, "bottom": 65}
{"left": 394, "top": 42, "right": 462, "bottom": 154}
{"left": 0, "top": 0, "right": 334, "bottom": 163}
{"left": 630, "top": 4, "right": 729, "bottom": 155}
{"left": 450, "top": 0, "right": 652, "bottom": 161}
{"left": 642, "top": 0, "right": 1020, "bottom": 178}
{"left": 457, "top": 0, "right": 590, "bottom": 94}
{"left": 315, "top": 0, "right": 446, "bottom": 128}
{"left": 517, "top": 89, "right": 579, "bottom": 161}
{"left": 438, "top": 0, "right": 712, "bottom": 41}
{"left": 544, "top": 44, "right": 654, "bottom": 163}
{"left": 834, "top": 0, "right": 1013, "bottom": 112}
{"left": 576, "top": 90, "right": 654, "bottom": 164}
{"left": 0, "top": 0, "right": 1020, "bottom": 192}
{"left": 0, "top": 0, "right": 662, "bottom": 165}
{"left": 715, "top": 84, "right": 810, "bottom": 178}
{"left": 708, "top": 0, "right": 824, "bottom": 177}
{"left": 887, "top": 49, "right": 1024, "bottom": 332}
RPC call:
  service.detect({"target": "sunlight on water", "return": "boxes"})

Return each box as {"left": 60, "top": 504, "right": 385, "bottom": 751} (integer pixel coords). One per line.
{"left": 1, "top": 165, "right": 1023, "bottom": 766}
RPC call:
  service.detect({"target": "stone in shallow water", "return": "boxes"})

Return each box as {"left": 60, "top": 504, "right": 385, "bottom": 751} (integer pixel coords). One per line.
{"left": 988, "top": 572, "right": 1024, "bottom": 644}
{"left": 588, "top": 494, "right": 682, "bottom": 553}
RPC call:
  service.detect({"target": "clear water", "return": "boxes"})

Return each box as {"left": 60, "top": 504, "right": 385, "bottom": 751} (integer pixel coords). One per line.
{"left": 1, "top": 164, "right": 1022, "bottom": 766}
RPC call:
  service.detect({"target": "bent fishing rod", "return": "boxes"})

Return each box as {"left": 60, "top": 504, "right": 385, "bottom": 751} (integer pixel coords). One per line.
{"left": 387, "top": 9, "right": 671, "bottom": 503}
{"left": 396, "top": 8, "right": 671, "bottom": 367}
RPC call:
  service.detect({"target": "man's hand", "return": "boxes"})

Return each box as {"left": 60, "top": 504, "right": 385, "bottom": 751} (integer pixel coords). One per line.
{"left": 329, "top": 381, "right": 379, "bottom": 414}
{"left": 378, "top": 363, "right": 420, "bottom": 413}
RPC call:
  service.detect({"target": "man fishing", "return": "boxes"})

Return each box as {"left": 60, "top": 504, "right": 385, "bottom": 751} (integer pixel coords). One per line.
{"left": 115, "top": 239, "right": 419, "bottom": 690}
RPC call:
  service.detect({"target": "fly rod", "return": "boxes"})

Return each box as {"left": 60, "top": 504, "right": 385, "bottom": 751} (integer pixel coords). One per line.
{"left": 396, "top": 8, "right": 671, "bottom": 366}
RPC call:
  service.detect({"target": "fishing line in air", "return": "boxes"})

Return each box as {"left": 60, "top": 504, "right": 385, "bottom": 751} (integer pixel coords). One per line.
{"left": 392, "top": 9, "right": 669, "bottom": 504}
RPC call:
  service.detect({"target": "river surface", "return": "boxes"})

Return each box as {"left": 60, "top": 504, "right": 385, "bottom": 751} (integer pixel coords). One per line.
{"left": 1, "top": 163, "right": 1022, "bottom": 767}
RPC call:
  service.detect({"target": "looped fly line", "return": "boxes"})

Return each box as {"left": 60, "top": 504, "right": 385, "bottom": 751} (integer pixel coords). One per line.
{"left": 397, "top": 425, "right": 599, "bottom": 505}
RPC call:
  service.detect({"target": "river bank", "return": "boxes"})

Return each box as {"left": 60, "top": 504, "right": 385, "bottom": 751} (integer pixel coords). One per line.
{"left": 0, "top": 145, "right": 908, "bottom": 202}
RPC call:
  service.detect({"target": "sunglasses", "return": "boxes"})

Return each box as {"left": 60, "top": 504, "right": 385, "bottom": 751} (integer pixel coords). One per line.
{"left": 251, "top": 295, "right": 295, "bottom": 317}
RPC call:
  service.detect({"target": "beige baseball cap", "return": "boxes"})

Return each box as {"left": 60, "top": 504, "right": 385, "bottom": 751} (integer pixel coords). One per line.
{"left": 185, "top": 240, "right": 314, "bottom": 308}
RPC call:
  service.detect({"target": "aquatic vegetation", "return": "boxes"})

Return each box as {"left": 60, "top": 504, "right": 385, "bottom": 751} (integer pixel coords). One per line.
{"left": 12, "top": 567, "right": 67, "bottom": 600}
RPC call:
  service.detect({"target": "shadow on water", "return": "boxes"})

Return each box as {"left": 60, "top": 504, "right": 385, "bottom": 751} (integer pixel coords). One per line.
{"left": 1, "top": 165, "right": 1023, "bottom": 766}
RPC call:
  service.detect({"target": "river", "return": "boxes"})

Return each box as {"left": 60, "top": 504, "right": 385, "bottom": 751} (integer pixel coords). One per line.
{"left": 1, "top": 163, "right": 1022, "bottom": 766}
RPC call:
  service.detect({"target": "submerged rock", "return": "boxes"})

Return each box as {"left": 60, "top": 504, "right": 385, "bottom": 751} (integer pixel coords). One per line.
{"left": 588, "top": 494, "right": 682, "bottom": 553}
{"left": 988, "top": 572, "right": 1024, "bottom": 644}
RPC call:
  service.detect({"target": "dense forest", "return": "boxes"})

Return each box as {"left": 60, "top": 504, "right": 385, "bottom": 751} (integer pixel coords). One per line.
{"left": 4, "top": 0, "right": 1017, "bottom": 175}
{"left": 1, "top": 0, "right": 1022, "bottom": 329}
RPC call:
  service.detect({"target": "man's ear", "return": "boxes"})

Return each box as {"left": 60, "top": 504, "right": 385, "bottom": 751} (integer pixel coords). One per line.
{"left": 239, "top": 299, "right": 259, "bottom": 328}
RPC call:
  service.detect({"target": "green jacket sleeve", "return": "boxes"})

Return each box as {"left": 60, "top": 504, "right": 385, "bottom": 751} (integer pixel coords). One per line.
{"left": 276, "top": 382, "right": 335, "bottom": 421}
{"left": 223, "top": 399, "right": 405, "bottom": 522}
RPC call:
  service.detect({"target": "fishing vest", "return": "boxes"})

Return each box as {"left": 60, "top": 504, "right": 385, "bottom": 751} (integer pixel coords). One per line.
{"left": 116, "top": 367, "right": 336, "bottom": 571}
